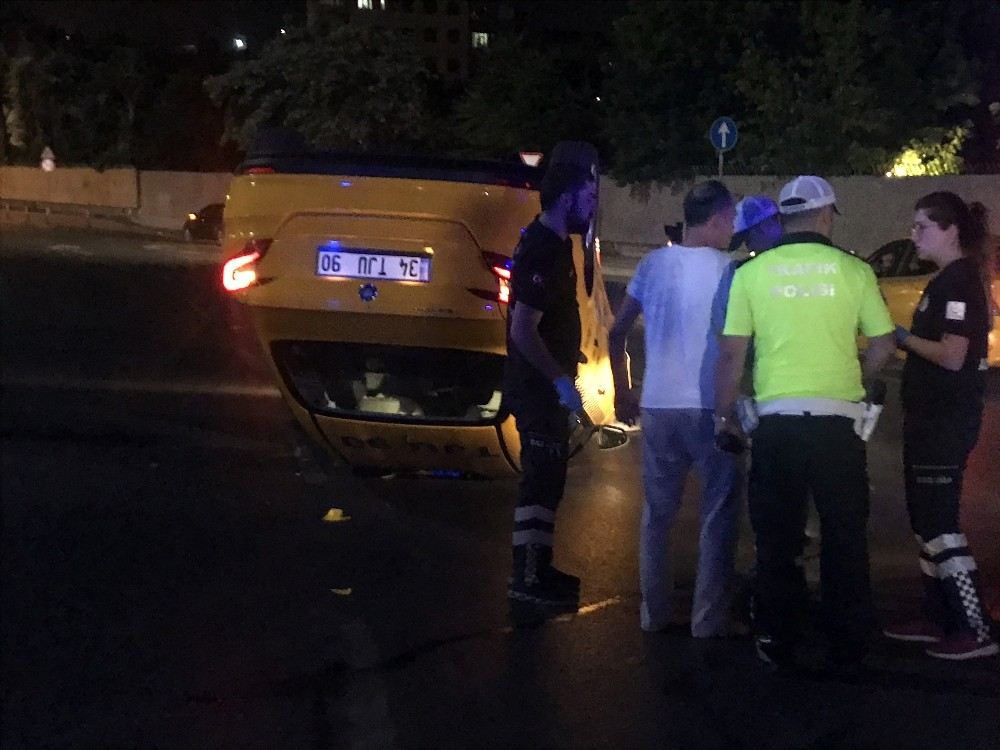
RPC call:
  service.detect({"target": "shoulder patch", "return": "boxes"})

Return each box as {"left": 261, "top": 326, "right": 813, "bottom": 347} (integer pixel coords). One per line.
{"left": 945, "top": 301, "right": 966, "bottom": 321}
{"left": 531, "top": 272, "right": 545, "bottom": 286}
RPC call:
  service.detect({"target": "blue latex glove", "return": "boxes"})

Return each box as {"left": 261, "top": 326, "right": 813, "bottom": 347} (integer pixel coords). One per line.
{"left": 553, "top": 375, "right": 584, "bottom": 412}
{"left": 894, "top": 324, "right": 911, "bottom": 347}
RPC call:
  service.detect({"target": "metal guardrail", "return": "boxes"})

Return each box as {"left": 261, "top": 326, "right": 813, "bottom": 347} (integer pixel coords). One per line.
{"left": 0, "top": 200, "right": 180, "bottom": 239}
{"left": 0, "top": 199, "right": 133, "bottom": 218}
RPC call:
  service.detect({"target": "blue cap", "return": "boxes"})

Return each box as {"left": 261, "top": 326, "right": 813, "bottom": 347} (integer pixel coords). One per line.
{"left": 733, "top": 195, "right": 779, "bottom": 234}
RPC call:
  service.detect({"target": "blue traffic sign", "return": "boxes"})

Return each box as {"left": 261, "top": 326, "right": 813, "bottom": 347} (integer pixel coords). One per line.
{"left": 708, "top": 117, "right": 738, "bottom": 152}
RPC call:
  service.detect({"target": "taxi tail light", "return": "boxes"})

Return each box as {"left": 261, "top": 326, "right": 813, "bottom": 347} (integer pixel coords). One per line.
{"left": 222, "top": 239, "right": 272, "bottom": 292}
{"left": 482, "top": 251, "right": 512, "bottom": 304}
{"left": 242, "top": 166, "right": 276, "bottom": 175}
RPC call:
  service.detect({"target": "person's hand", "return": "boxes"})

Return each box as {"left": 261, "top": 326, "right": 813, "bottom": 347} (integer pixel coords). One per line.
{"left": 614, "top": 388, "right": 640, "bottom": 425}
{"left": 894, "top": 324, "right": 911, "bottom": 348}
{"left": 712, "top": 415, "right": 746, "bottom": 453}
{"left": 553, "top": 375, "right": 584, "bottom": 412}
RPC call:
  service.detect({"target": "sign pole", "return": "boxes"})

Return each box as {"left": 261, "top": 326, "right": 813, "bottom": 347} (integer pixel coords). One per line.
{"left": 708, "top": 117, "right": 737, "bottom": 179}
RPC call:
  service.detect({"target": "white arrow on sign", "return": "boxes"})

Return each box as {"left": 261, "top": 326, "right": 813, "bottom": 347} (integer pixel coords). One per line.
{"left": 717, "top": 122, "right": 730, "bottom": 150}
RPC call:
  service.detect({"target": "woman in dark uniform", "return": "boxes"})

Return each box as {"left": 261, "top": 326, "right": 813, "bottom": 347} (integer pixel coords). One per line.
{"left": 883, "top": 192, "right": 998, "bottom": 660}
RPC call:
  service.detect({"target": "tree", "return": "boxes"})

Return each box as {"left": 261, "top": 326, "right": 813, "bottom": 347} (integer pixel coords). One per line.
{"left": 2, "top": 28, "right": 155, "bottom": 167}
{"left": 452, "top": 36, "right": 606, "bottom": 160}
{"left": 602, "top": 1, "right": 747, "bottom": 183}
{"left": 204, "top": 24, "right": 436, "bottom": 153}
{"left": 603, "top": 0, "right": 980, "bottom": 183}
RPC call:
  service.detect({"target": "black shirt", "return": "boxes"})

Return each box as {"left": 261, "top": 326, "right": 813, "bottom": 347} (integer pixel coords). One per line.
{"left": 503, "top": 218, "right": 580, "bottom": 398}
{"left": 901, "top": 257, "right": 990, "bottom": 411}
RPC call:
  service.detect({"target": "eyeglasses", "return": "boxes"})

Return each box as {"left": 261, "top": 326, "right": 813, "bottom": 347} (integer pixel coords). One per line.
{"left": 911, "top": 222, "right": 934, "bottom": 234}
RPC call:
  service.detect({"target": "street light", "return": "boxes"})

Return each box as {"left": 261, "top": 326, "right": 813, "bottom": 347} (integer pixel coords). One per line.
{"left": 233, "top": 36, "right": 247, "bottom": 51}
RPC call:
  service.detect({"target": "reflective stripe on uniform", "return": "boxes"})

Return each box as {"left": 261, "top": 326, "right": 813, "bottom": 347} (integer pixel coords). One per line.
{"left": 514, "top": 505, "right": 557, "bottom": 524}
{"left": 936, "top": 556, "right": 978, "bottom": 579}
{"left": 923, "top": 533, "right": 969, "bottom": 556}
{"left": 513, "top": 529, "right": 555, "bottom": 547}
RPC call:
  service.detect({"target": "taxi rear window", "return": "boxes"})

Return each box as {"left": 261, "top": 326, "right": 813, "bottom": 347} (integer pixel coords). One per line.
{"left": 273, "top": 341, "right": 505, "bottom": 425}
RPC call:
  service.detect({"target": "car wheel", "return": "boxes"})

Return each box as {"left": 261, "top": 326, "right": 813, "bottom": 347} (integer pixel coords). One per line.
{"left": 183, "top": 227, "right": 194, "bottom": 242}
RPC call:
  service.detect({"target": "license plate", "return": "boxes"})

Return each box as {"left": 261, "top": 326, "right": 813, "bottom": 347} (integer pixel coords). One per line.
{"left": 316, "top": 248, "right": 431, "bottom": 282}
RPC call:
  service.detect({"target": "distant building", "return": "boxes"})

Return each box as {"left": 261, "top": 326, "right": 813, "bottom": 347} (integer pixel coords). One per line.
{"left": 306, "top": 0, "right": 473, "bottom": 79}
{"left": 305, "top": 0, "right": 624, "bottom": 81}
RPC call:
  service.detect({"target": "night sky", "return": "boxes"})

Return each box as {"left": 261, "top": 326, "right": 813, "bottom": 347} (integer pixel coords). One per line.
{"left": 6, "top": 0, "right": 306, "bottom": 48}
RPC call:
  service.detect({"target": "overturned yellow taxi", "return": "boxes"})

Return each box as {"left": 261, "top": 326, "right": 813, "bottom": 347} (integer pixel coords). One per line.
{"left": 221, "top": 142, "right": 618, "bottom": 477}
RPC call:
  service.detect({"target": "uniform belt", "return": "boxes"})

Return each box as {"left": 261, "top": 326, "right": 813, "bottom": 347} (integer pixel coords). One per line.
{"left": 757, "top": 397, "right": 862, "bottom": 420}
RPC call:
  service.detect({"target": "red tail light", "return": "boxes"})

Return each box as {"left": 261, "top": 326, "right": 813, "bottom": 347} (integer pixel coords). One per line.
{"left": 482, "top": 251, "right": 512, "bottom": 304}
{"left": 243, "top": 166, "right": 276, "bottom": 175}
{"left": 222, "top": 238, "right": 272, "bottom": 291}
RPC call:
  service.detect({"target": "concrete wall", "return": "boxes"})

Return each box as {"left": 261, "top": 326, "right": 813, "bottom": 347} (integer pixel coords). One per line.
{"left": 2, "top": 166, "right": 997, "bottom": 252}
{"left": 599, "top": 175, "right": 1000, "bottom": 258}
{"left": 0, "top": 166, "right": 138, "bottom": 208}
{"left": 136, "top": 171, "right": 234, "bottom": 229}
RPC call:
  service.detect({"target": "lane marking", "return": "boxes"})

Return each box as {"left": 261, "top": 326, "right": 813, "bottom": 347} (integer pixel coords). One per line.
{"left": 48, "top": 243, "right": 94, "bottom": 257}
{"left": 1, "top": 375, "right": 281, "bottom": 398}
{"left": 500, "top": 595, "right": 630, "bottom": 633}
{"left": 573, "top": 596, "right": 626, "bottom": 616}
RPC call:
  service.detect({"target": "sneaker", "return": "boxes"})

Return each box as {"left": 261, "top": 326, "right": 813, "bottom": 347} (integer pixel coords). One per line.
{"left": 882, "top": 619, "right": 944, "bottom": 643}
{"left": 926, "top": 633, "right": 999, "bottom": 661}
{"left": 508, "top": 578, "right": 578, "bottom": 608}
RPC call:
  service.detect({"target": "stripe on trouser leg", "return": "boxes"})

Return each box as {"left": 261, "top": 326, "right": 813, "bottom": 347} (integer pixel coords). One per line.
{"left": 513, "top": 529, "right": 554, "bottom": 546}
{"left": 919, "top": 558, "right": 937, "bottom": 577}
{"left": 514, "top": 505, "right": 557, "bottom": 523}
{"left": 936, "top": 556, "right": 978, "bottom": 578}
{"left": 923, "top": 533, "right": 969, "bottom": 556}
{"left": 952, "top": 570, "right": 992, "bottom": 642}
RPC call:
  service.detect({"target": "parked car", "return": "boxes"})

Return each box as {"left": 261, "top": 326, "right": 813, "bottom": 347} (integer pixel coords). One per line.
{"left": 183, "top": 203, "right": 224, "bottom": 242}
{"left": 868, "top": 237, "right": 1000, "bottom": 366}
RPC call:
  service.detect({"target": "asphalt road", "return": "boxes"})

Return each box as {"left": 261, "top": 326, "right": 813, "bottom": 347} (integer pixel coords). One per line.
{"left": 2, "top": 226, "right": 999, "bottom": 749}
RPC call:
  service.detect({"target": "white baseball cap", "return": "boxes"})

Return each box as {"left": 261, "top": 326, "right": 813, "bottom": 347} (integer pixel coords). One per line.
{"left": 778, "top": 176, "right": 839, "bottom": 215}
{"left": 733, "top": 196, "right": 779, "bottom": 234}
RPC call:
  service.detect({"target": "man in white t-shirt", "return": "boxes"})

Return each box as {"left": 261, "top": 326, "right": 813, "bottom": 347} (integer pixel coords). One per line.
{"left": 609, "top": 180, "right": 742, "bottom": 636}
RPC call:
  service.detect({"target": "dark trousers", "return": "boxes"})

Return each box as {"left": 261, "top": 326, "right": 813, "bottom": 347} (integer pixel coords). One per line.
{"left": 903, "top": 405, "right": 992, "bottom": 641}
{"left": 510, "top": 392, "right": 570, "bottom": 553}
{"left": 749, "top": 415, "right": 873, "bottom": 652}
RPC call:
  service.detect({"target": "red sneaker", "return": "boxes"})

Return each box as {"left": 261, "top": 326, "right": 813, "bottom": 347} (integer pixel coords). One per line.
{"left": 926, "top": 633, "right": 999, "bottom": 661}
{"left": 882, "top": 619, "right": 944, "bottom": 643}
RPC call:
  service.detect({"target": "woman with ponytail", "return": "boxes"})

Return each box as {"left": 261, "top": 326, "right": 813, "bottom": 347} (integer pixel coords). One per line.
{"left": 883, "top": 191, "right": 998, "bottom": 660}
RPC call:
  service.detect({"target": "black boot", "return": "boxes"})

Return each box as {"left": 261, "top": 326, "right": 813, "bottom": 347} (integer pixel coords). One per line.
{"left": 537, "top": 544, "right": 581, "bottom": 594}
{"left": 508, "top": 544, "right": 578, "bottom": 607}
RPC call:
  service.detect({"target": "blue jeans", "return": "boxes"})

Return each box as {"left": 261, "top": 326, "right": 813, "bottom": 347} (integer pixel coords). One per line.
{"left": 640, "top": 408, "right": 742, "bottom": 635}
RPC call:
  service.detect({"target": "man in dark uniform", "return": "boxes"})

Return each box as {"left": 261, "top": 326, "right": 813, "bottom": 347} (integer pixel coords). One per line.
{"left": 504, "top": 143, "right": 598, "bottom": 608}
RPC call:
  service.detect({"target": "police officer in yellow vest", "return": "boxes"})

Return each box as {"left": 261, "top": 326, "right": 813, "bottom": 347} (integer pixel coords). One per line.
{"left": 714, "top": 176, "right": 897, "bottom": 670}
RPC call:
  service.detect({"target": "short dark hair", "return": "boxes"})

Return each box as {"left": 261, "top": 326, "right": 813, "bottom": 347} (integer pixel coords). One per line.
{"left": 540, "top": 164, "right": 594, "bottom": 211}
{"left": 683, "top": 180, "right": 733, "bottom": 227}
{"left": 780, "top": 206, "right": 825, "bottom": 231}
